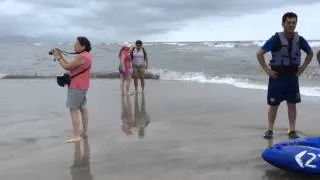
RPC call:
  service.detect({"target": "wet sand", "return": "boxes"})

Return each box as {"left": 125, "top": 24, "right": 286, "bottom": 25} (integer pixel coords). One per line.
{"left": 0, "top": 79, "right": 320, "bottom": 180}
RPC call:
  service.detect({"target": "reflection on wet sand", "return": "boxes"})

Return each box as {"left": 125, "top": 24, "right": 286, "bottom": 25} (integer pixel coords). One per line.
{"left": 121, "top": 94, "right": 133, "bottom": 136}
{"left": 133, "top": 93, "right": 151, "bottom": 138}
{"left": 266, "top": 139, "right": 273, "bottom": 148}
{"left": 120, "top": 93, "right": 151, "bottom": 138}
{"left": 70, "top": 139, "right": 93, "bottom": 180}
{"left": 263, "top": 168, "right": 320, "bottom": 180}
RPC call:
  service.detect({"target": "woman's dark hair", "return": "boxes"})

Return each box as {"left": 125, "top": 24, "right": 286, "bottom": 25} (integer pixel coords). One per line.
{"left": 77, "top": 36, "right": 92, "bottom": 52}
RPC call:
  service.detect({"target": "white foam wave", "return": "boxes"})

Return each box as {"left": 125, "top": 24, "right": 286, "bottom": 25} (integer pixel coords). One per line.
{"left": 203, "top": 42, "right": 236, "bottom": 48}
{"left": 161, "top": 42, "right": 188, "bottom": 46}
{"left": 33, "top": 43, "right": 42, "bottom": 46}
{"left": 149, "top": 68, "right": 320, "bottom": 97}
{"left": 309, "top": 41, "right": 320, "bottom": 47}
{"left": 0, "top": 74, "right": 7, "bottom": 79}
{"left": 252, "top": 40, "right": 266, "bottom": 47}
{"left": 202, "top": 40, "right": 320, "bottom": 48}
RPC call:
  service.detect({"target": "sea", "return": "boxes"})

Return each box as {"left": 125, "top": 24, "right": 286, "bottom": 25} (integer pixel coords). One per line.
{"left": 1, "top": 40, "right": 320, "bottom": 97}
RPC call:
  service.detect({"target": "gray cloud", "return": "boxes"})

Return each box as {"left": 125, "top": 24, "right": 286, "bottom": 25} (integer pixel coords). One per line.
{"left": 1, "top": 0, "right": 319, "bottom": 42}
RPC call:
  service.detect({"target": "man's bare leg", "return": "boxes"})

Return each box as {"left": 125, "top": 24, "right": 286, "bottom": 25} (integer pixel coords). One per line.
{"left": 268, "top": 105, "right": 278, "bottom": 130}
{"left": 264, "top": 105, "right": 278, "bottom": 139}
{"left": 287, "top": 102, "right": 297, "bottom": 131}
{"left": 140, "top": 68, "right": 145, "bottom": 93}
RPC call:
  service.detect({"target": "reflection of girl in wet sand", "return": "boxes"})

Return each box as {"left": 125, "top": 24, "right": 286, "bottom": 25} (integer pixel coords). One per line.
{"left": 134, "top": 93, "right": 151, "bottom": 138}
{"left": 70, "top": 139, "right": 93, "bottom": 180}
{"left": 121, "top": 94, "right": 133, "bottom": 135}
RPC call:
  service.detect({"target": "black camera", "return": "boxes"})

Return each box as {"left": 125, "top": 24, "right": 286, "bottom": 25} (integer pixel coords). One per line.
{"left": 48, "top": 48, "right": 56, "bottom": 55}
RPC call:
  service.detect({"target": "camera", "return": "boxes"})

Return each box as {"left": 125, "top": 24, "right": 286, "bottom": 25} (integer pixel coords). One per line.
{"left": 48, "top": 48, "right": 62, "bottom": 55}
{"left": 48, "top": 48, "right": 57, "bottom": 55}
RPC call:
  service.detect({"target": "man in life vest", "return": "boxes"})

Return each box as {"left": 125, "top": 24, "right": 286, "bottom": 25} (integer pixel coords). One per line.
{"left": 256, "top": 12, "right": 314, "bottom": 139}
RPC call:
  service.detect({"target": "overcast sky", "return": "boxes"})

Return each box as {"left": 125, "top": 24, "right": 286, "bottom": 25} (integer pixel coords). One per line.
{"left": 1, "top": 0, "right": 320, "bottom": 42}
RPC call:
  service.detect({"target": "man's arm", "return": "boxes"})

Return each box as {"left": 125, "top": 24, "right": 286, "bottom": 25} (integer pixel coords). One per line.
{"left": 256, "top": 48, "right": 269, "bottom": 72}
{"left": 256, "top": 35, "right": 278, "bottom": 78}
{"left": 298, "top": 37, "right": 313, "bottom": 75}
{"left": 143, "top": 47, "right": 148, "bottom": 69}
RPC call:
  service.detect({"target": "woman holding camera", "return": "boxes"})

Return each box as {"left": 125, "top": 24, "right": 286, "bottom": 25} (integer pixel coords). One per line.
{"left": 53, "top": 36, "right": 92, "bottom": 143}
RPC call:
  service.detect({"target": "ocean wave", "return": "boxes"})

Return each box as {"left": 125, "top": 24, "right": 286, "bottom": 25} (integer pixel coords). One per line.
{"left": 0, "top": 72, "right": 160, "bottom": 80}
{"left": 309, "top": 41, "right": 320, "bottom": 48}
{"left": 0, "top": 74, "right": 7, "bottom": 79}
{"left": 148, "top": 68, "right": 320, "bottom": 97}
{"left": 202, "top": 40, "right": 320, "bottom": 48}
{"left": 33, "top": 43, "right": 42, "bottom": 46}
{"left": 161, "top": 42, "right": 188, "bottom": 46}
{"left": 2, "top": 69, "right": 320, "bottom": 97}
{"left": 203, "top": 42, "right": 237, "bottom": 48}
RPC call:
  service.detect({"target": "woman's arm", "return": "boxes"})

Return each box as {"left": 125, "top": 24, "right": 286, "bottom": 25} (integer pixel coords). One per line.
{"left": 54, "top": 50, "right": 84, "bottom": 70}
{"left": 120, "top": 55, "right": 125, "bottom": 71}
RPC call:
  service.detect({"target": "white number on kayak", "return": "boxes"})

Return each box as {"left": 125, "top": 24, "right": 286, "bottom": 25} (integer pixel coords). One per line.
{"left": 295, "top": 150, "right": 317, "bottom": 168}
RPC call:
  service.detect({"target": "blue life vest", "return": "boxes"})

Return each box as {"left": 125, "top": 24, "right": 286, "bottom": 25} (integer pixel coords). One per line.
{"left": 270, "top": 32, "right": 301, "bottom": 67}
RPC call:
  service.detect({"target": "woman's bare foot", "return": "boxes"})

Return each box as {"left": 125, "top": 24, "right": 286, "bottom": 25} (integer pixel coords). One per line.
{"left": 64, "top": 136, "right": 81, "bottom": 143}
{"left": 125, "top": 91, "right": 134, "bottom": 95}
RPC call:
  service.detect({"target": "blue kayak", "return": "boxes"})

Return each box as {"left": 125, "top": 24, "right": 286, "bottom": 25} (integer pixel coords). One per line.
{"left": 262, "top": 137, "right": 320, "bottom": 174}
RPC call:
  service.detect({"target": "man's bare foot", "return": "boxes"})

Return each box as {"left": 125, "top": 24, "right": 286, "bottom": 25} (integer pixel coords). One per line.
{"left": 64, "top": 136, "right": 81, "bottom": 143}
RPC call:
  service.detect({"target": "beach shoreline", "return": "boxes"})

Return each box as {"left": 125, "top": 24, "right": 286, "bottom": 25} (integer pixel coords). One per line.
{"left": 0, "top": 79, "right": 320, "bottom": 179}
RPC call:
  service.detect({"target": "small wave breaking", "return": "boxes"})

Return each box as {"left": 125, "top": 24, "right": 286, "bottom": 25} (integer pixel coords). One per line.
{"left": 148, "top": 68, "right": 320, "bottom": 97}
{"left": 202, "top": 41, "right": 320, "bottom": 48}
{"left": 152, "top": 41, "right": 320, "bottom": 48}
{"left": 2, "top": 69, "right": 320, "bottom": 97}
{"left": 0, "top": 71, "right": 160, "bottom": 80}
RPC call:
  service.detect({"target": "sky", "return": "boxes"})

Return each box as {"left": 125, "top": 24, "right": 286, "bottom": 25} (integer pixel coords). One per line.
{"left": 0, "top": 0, "right": 320, "bottom": 42}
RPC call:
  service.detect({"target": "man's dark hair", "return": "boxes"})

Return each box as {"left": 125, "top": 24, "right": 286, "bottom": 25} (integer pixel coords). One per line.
{"left": 77, "top": 36, "right": 92, "bottom": 52}
{"left": 136, "top": 40, "right": 143, "bottom": 45}
{"left": 282, "top": 12, "right": 298, "bottom": 23}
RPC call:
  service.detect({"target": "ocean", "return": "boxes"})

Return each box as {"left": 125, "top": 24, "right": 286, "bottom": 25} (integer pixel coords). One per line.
{"left": 1, "top": 40, "right": 320, "bottom": 97}
{"left": 2, "top": 41, "right": 320, "bottom": 179}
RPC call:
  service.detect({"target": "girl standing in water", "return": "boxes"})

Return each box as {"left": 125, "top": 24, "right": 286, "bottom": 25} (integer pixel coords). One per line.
{"left": 118, "top": 42, "right": 133, "bottom": 95}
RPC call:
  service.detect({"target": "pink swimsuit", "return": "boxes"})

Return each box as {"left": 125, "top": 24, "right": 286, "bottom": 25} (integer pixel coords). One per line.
{"left": 119, "top": 50, "right": 132, "bottom": 77}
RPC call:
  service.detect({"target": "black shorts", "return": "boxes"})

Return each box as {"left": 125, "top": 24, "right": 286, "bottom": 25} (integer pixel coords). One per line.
{"left": 267, "top": 76, "right": 301, "bottom": 106}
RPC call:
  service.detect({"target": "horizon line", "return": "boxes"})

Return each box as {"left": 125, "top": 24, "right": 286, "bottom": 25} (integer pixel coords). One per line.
{"left": 1, "top": 39, "right": 320, "bottom": 44}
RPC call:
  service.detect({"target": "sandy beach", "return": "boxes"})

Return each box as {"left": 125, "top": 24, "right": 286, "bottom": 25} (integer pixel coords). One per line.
{"left": 1, "top": 79, "right": 320, "bottom": 180}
